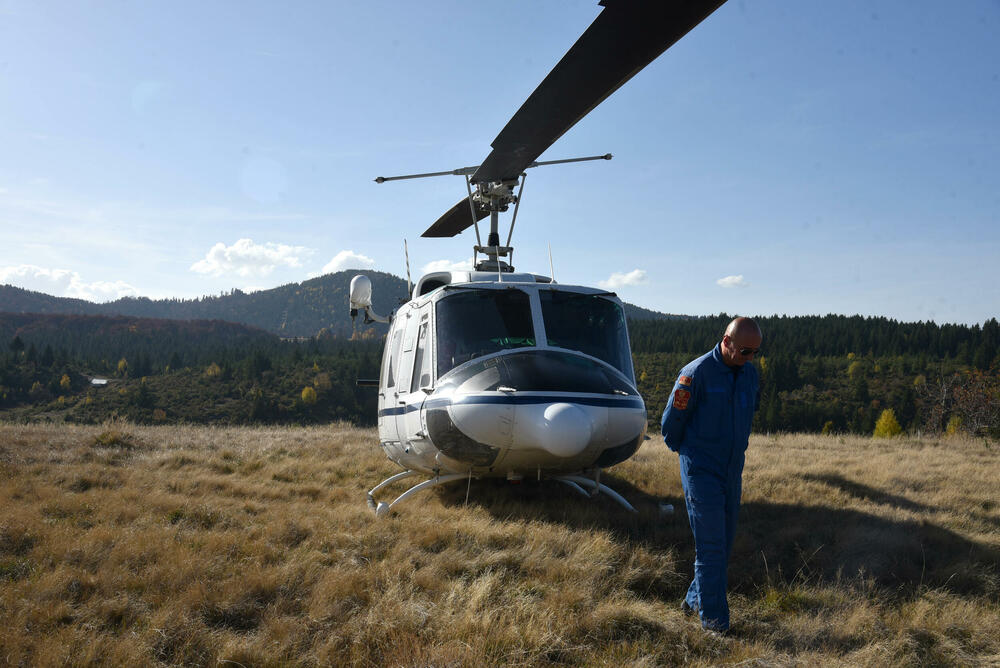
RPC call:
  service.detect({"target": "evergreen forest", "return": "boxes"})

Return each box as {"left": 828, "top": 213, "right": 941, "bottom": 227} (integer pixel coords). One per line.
{"left": 1, "top": 310, "right": 997, "bottom": 438}
{"left": 629, "top": 315, "right": 999, "bottom": 437}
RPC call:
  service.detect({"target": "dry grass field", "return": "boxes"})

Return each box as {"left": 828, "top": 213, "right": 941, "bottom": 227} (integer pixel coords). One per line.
{"left": 1, "top": 422, "right": 998, "bottom": 667}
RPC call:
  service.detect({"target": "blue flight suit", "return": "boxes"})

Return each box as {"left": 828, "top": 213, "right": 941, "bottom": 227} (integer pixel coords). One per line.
{"left": 661, "top": 344, "right": 759, "bottom": 631}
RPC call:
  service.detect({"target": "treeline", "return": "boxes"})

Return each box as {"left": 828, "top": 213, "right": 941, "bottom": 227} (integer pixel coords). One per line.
{"left": 629, "top": 314, "right": 1000, "bottom": 367}
{"left": 0, "top": 314, "right": 382, "bottom": 425}
{"left": 631, "top": 314, "right": 999, "bottom": 438}
{"left": 2, "top": 311, "right": 997, "bottom": 437}
{"left": 66, "top": 344, "right": 383, "bottom": 426}
{"left": 0, "top": 313, "right": 277, "bottom": 375}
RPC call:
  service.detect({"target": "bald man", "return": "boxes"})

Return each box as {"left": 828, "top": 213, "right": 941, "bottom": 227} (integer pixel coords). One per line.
{"left": 661, "top": 317, "right": 762, "bottom": 633}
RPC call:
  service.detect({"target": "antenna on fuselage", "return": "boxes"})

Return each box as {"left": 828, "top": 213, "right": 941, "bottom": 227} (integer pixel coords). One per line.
{"left": 404, "top": 239, "right": 412, "bottom": 298}
{"left": 548, "top": 243, "right": 557, "bottom": 284}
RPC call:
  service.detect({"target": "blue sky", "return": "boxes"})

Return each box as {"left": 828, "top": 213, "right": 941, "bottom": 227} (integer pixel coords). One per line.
{"left": 1, "top": 1, "right": 998, "bottom": 325}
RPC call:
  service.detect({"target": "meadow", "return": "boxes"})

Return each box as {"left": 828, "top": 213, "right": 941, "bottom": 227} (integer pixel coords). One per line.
{"left": 1, "top": 422, "right": 997, "bottom": 666}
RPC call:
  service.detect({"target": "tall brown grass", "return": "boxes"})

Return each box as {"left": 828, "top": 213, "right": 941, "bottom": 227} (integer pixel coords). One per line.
{"left": 1, "top": 421, "right": 997, "bottom": 666}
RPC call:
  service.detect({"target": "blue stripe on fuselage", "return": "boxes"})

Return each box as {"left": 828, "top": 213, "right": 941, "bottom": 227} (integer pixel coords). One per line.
{"left": 378, "top": 394, "right": 644, "bottom": 417}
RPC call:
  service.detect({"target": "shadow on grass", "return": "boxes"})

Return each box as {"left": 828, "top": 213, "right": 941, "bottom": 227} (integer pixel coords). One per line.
{"left": 799, "top": 472, "right": 1000, "bottom": 533}
{"left": 436, "top": 471, "right": 677, "bottom": 539}
{"left": 735, "top": 499, "right": 999, "bottom": 598}
{"left": 799, "top": 473, "right": 930, "bottom": 513}
{"left": 434, "top": 471, "right": 999, "bottom": 600}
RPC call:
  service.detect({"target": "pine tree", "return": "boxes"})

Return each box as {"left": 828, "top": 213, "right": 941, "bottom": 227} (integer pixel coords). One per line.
{"left": 764, "top": 385, "right": 781, "bottom": 431}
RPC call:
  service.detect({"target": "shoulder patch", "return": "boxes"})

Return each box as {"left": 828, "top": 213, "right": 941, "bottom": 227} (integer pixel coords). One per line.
{"left": 678, "top": 375, "right": 693, "bottom": 387}
{"left": 673, "top": 388, "right": 691, "bottom": 410}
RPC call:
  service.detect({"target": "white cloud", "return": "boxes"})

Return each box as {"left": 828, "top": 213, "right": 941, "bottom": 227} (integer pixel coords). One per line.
{"left": 69, "top": 279, "right": 141, "bottom": 302}
{"left": 0, "top": 265, "right": 74, "bottom": 294}
{"left": 598, "top": 269, "right": 647, "bottom": 290}
{"left": 421, "top": 259, "right": 475, "bottom": 275}
{"left": 190, "top": 238, "right": 311, "bottom": 278}
{"left": 0, "top": 264, "right": 139, "bottom": 302}
{"left": 310, "top": 250, "right": 376, "bottom": 277}
{"left": 716, "top": 274, "right": 748, "bottom": 288}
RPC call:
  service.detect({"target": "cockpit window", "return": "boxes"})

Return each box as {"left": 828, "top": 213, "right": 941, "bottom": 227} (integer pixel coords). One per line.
{"left": 539, "top": 290, "right": 633, "bottom": 379}
{"left": 436, "top": 289, "right": 534, "bottom": 377}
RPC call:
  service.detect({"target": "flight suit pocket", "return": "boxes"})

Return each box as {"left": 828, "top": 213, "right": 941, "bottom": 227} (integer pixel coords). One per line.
{"left": 694, "top": 387, "right": 726, "bottom": 440}
{"left": 736, "top": 389, "right": 754, "bottom": 446}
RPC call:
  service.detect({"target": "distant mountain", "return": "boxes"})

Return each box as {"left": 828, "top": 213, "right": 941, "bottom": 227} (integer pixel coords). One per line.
{"left": 0, "top": 286, "right": 105, "bottom": 316}
{"left": 0, "top": 271, "right": 407, "bottom": 338}
{"left": 0, "top": 271, "right": 679, "bottom": 337}
{"left": 622, "top": 302, "right": 685, "bottom": 321}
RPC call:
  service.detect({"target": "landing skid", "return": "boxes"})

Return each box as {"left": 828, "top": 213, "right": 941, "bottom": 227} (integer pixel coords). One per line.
{"left": 367, "top": 469, "right": 636, "bottom": 517}
{"left": 555, "top": 474, "right": 636, "bottom": 513}
{"left": 366, "top": 471, "right": 468, "bottom": 518}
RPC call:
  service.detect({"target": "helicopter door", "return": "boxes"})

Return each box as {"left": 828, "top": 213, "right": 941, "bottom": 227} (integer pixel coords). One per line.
{"left": 378, "top": 326, "right": 404, "bottom": 447}
{"left": 392, "top": 309, "right": 418, "bottom": 444}
{"left": 396, "top": 310, "right": 432, "bottom": 456}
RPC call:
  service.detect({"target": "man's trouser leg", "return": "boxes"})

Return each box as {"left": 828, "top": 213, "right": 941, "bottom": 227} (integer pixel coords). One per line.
{"left": 724, "top": 472, "right": 743, "bottom": 563}
{"left": 679, "top": 454, "right": 730, "bottom": 631}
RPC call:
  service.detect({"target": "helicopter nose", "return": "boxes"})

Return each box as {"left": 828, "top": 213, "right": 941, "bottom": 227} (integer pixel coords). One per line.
{"left": 534, "top": 403, "right": 593, "bottom": 457}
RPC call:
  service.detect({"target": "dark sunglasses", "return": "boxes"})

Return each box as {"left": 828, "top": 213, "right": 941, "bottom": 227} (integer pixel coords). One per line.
{"left": 738, "top": 346, "right": 760, "bottom": 356}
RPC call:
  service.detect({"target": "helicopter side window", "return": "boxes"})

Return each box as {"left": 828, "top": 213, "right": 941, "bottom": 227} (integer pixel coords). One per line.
{"left": 539, "top": 291, "right": 633, "bottom": 379}
{"left": 385, "top": 329, "right": 403, "bottom": 388}
{"left": 410, "top": 321, "right": 431, "bottom": 392}
{"left": 435, "top": 289, "right": 534, "bottom": 377}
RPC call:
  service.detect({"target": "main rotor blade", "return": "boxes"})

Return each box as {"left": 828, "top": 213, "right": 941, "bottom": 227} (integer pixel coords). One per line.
{"left": 472, "top": 0, "right": 727, "bottom": 185}
{"left": 422, "top": 197, "right": 490, "bottom": 238}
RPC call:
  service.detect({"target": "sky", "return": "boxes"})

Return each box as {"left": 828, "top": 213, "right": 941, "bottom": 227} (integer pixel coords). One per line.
{"left": 1, "top": 0, "right": 998, "bottom": 326}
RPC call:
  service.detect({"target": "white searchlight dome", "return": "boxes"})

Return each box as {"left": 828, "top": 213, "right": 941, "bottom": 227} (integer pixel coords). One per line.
{"left": 536, "top": 403, "right": 593, "bottom": 457}
{"left": 349, "top": 274, "right": 373, "bottom": 310}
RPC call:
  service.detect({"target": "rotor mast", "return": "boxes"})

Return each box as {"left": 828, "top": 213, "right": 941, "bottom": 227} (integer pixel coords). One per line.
{"left": 475, "top": 178, "right": 515, "bottom": 273}
{"left": 375, "top": 153, "right": 611, "bottom": 271}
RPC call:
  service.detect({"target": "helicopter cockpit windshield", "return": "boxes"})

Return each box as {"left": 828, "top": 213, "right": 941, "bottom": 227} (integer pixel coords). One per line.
{"left": 540, "top": 291, "right": 633, "bottom": 380}
{"left": 435, "top": 288, "right": 535, "bottom": 377}
{"left": 434, "top": 287, "right": 634, "bottom": 383}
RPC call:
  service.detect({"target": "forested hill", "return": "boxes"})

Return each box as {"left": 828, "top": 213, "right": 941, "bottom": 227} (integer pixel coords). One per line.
{"left": 622, "top": 303, "right": 683, "bottom": 321}
{"left": 0, "top": 271, "right": 407, "bottom": 338}
{"left": 0, "top": 312, "right": 383, "bottom": 426}
{"left": 0, "top": 273, "right": 680, "bottom": 337}
{"left": 0, "top": 287, "right": 104, "bottom": 316}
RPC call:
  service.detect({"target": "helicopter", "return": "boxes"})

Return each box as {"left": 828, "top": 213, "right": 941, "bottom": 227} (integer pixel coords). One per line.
{"left": 350, "top": 0, "right": 727, "bottom": 516}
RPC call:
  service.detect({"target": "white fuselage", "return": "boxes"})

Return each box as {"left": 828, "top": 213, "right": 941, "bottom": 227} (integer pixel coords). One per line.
{"left": 376, "top": 271, "right": 647, "bottom": 478}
